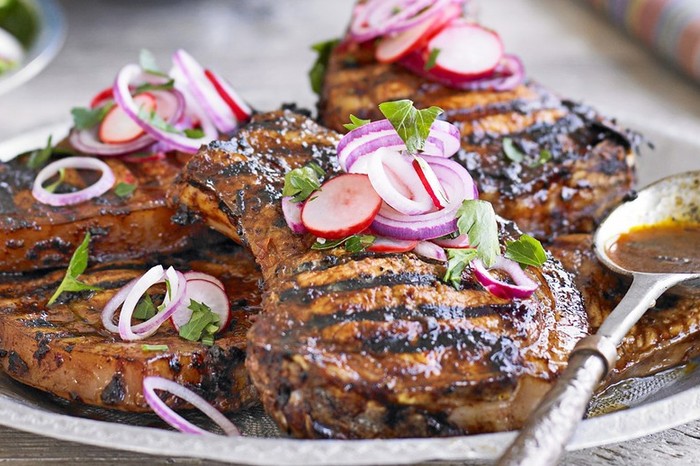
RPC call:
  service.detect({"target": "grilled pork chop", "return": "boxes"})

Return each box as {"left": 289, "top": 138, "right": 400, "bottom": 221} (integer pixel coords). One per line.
{"left": 549, "top": 235, "right": 700, "bottom": 384}
{"left": 0, "top": 243, "right": 261, "bottom": 412}
{"left": 318, "top": 42, "right": 638, "bottom": 239}
{"left": 0, "top": 149, "right": 204, "bottom": 272}
{"left": 173, "top": 109, "right": 590, "bottom": 438}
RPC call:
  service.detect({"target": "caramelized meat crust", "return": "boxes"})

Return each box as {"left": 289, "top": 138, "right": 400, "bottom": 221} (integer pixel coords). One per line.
{"left": 318, "top": 43, "right": 637, "bottom": 239}
{"left": 0, "top": 150, "right": 205, "bottom": 272}
{"left": 173, "top": 110, "right": 589, "bottom": 438}
{"left": 0, "top": 244, "right": 261, "bottom": 412}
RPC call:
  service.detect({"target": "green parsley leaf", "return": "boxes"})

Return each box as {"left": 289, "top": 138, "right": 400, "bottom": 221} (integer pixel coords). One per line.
{"left": 43, "top": 168, "right": 65, "bottom": 193}
{"left": 309, "top": 38, "right": 340, "bottom": 95}
{"left": 26, "top": 136, "right": 53, "bottom": 170}
{"left": 282, "top": 163, "right": 325, "bottom": 203}
{"left": 311, "top": 234, "right": 375, "bottom": 253}
{"left": 139, "top": 49, "right": 168, "bottom": 77}
{"left": 343, "top": 114, "right": 371, "bottom": 131}
{"left": 532, "top": 148, "right": 552, "bottom": 167}
{"left": 47, "top": 232, "right": 102, "bottom": 306}
{"left": 141, "top": 344, "right": 169, "bottom": 352}
{"left": 138, "top": 107, "right": 180, "bottom": 134}
{"left": 184, "top": 128, "right": 205, "bottom": 139}
{"left": 505, "top": 234, "right": 547, "bottom": 269}
{"left": 443, "top": 248, "right": 479, "bottom": 289}
{"left": 502, "top": 137, "right": 525, "bottom": 163}
{"left": 134, "top": 79, "right": 175, "bottom": 94}
{"left": 456, "top": 200, "right": 500, "bottom": 268}
{"left": 71, "top": 104, "right": 114, "bottom": 131}
{"left": 378, "top": 99, "right": 443, "bottom": 154}
{"left": 114, "top": 182, "right": 136, "bottom": 198}
{"left": 178, "top": 299, "right": 220, "bottom": 345}
{"left": 425, "top": 48, "right": 441, "bottom": 71}
{"left": 133, "top": 294, "right": 156, "bottom": 320}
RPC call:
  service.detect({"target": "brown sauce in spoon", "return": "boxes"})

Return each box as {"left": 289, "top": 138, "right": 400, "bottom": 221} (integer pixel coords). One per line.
{"left": 607, "top": 222, "right": 700, "bottom": 274}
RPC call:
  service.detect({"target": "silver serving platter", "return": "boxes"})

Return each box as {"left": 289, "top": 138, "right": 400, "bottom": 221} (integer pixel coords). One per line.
{"left": 0, "top": 0, "right": 66, "bottom": 96}
{"left": 0, "top": 119, "right": 700, "bottom": 465}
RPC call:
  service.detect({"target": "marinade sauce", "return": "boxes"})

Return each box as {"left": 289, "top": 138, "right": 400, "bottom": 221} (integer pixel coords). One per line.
{"left": 607, "top": 222, "right": 700, "bottom": 274}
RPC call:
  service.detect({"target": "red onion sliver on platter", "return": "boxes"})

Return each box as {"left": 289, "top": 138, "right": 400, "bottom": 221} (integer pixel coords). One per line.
{"left": 32, "top": 156, "right": 116, "bottom": 207}
{"left": 471, "top": 256, "right": 539, "bottom": 299}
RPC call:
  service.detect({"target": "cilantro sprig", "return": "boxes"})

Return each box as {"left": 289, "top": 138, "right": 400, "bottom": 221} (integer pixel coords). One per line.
{"left": 378, "top": 99, "right": 443, "bottom": 154}
{"left": 456, "top": 200, "right": 500, "bottom": 268}
{"left": 312, "top": 234, "right": 375, "bottom": 253}
{"left": 71, "top": 104, "right": 115, "bottom": 131}
{"left": 505, "top": 234, "right": 547, "bottom": 269}
{"left": 503, "top": 137, "right": 553, "bottom": 168}
{"left": 443, "top": 248, "right": 479, "bottom": 289}
{"left": 139, "top": 49, "right": 168, "bottom": 77}
{"left": 114, "top": 182, "right": 136, "bottom": 198}
{"left": 283, "top": 163, "right": 326, "bottom": 203}
{"left": 343, "top": 114, "right": 371, "bottom": 131}
{"left": 141, "top": 344, "right": 169, "bottom": 352}
{"left": 47, "top": 233, "right": 102, "bottom": 306}
{"left": 425, "top": 48, "right": 441, "bottom": 71}
{"left": 179, "top": 300, "right": 220, "bottom": 346}
{"left": 309, "top": 38, "right": 340, "bottom": 95}
{"left": 26, "top": 136, "right": 54, "bottom": 170}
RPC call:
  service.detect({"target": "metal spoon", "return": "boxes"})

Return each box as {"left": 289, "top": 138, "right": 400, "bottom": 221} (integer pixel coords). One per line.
{"left": 498, "top": 171, "right": 700, "bottom": 466}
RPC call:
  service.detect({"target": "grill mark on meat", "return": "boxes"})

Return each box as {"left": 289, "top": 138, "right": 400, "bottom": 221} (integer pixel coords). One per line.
{"left": 101, "top": 373, "right": 126, "bottom": 405}
{"left": 8, "top": 351, "right": 28, "bottom": 376}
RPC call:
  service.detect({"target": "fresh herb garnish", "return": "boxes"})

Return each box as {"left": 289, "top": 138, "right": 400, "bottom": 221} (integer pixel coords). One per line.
{"left": 134, "top": 79, "right": 175, "bottom": 94}
{"left": 26, "top": 136, "right": 54, "bottom": 170}
{"left": 533, "top": 149, "right": 552, "bottom": 167}
{"left": 343, "top": 114, "right": 371, "bottom": 131}
{"left": 139, "top": 49, "right": 168, "bottom": 77}
{"left": 114, "top": 182, "right": 136, "bottom": 198}
{"left": 505, "top": 234, "right": 547, "bottom": 269}
{"left": 443, "top": 248, "right": 479, "bottom": 288}
{"left": 47, "top": 232, "right": 102, "bottom": 306}
{"left": 44, "top": 168, "right": 65, "bottom": 193}
{"left": 178, "top": 299, "right": 220, "bottom": 346}
{"left": 71, "top": 104, "right": 115, "bottom": 131}
{"left": 456, "top": 200, "right": 500, "bottom": 268}
{"left": 502, "top": 137, "right": 524, "bottom": 163}
{"left": 141, "top": 344, "right": 169, "bottom": 352}
{"left": 138, "top": 107, "right": 180, "bottom": 134}
{"left": 282, "top": 163, "right": 326, "bottom": 203}
{"left": 425, "top": 48, "right": 441, "bottom": 71}
{"left": 311, "top": 234, "right": 375, "bottom": 253}
{"left": 309, "top": 38, "right": 340, "bottom": 95}
{"left": 133, "top": 293, "right": 156, "bottom": 319}
{"left": 378, "top": 99, "right": 443, "bottom": 154}
{"left": 183, "top": 128, "right": 205, "bottom": 139}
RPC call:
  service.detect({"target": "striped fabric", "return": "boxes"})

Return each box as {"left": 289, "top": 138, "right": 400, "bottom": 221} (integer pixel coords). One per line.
{"left": 584, "top": 0, "right": 700, "bottom": 82}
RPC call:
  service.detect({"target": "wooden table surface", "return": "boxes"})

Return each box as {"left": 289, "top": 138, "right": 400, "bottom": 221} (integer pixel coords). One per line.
{"left": 1, "top": 0, "right": 700, "bottom": 464}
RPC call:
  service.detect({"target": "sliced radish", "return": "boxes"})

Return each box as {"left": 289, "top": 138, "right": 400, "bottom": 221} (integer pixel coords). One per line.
{"left": 204, "top": 69, "right": 253, "bottom": 122}
{"left": 412, "top": 156, "right": 449, "bottom": 209}
{"left": 282, "top": 196, "right": 306, "bottom": 234}
{"left": 183, "top": 271, "right": 225, "bottom": 291}
{"left": 90, "top": 87, "right": 115, "bottom": 109}
{"left": 99, "top": 93, "right": 156, "bottom": 144}
{"left": 376, "top": 3, "right": 461, "bottom": 64}
{"left": 170, "top": 279, "right": 231, "bottom": 333}
{"left": 301, "top": 174, "right": 381, "bottom": 240}
{"left": 367, "top": 236, "right": 418, "bottom": 253}
{"left": 427, "top": 21, "right": 503, "bottom": 79}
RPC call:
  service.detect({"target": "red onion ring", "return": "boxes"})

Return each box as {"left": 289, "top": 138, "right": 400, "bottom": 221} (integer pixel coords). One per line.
{"left": 32, "top": 156, "right": 115, "bottom": 207}
{"left": 413, "top": 240, "right": 448, "bottom": 261}
{"left": 350, "top": 0, "right": 455, "bottom": 42}
{"left": 472, "top": 256, "right": 538, "bottom": 299}
{"left": 143, "top": 376, "right": 240, "bottom": 436}
{"left": 281, "top": 196, "right": 307, "bottom": 234}
{"left": 431, "top": 233, "right": 471, "bottom": 248}
{"left": 367, "top": 147, "right": 434, "bottom": 215}
{"left": 114, "top": 64, "right": 218, "bottom": 154}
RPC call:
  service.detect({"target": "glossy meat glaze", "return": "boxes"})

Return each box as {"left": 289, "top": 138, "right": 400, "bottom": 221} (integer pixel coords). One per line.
{"left": 173, "top": 110, "right": 589, "bottom": 438}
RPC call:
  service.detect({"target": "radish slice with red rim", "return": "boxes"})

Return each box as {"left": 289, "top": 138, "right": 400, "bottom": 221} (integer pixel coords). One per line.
{"left": 172, "top": 49, "right": 237, "bottom": 133}
{"left": 301, "top": 173, "right": 382, "bottom": 240}
{"left": 427, "top": 21, "right": 504, "bottom": 79}
{"left": 204, "top": 69, "right": 252, "bottom": 122}
{"left": 413, "top": 240, "right": 448, "bottom": 261}
{"left": 413, "top": 155, "right": 449, "bottom": 209}
{"left": 171, "top": 278, "right": 231, "bottom": 333}
{"left": 32, "top": 156, "right": 116, "bottom": 206}
{"left": 282, "top": 196, "right": 306, "bottom": 234}
{"left": 183, "top": 271, "right": 225, "bottom": 291}
{"left": 367, "top": 147, "right": 434, "bottom": 215}
{"left": 99, "top": 93, "right": 156, "bottom": 144}
{"left": 143, "top": 376, "right": 240, "bottom": 436}
{"left": 367, "top": 236, "right": 418, "bottom": 253}
{"left": 472, "top": 256, "right": 538, "bottom": 299}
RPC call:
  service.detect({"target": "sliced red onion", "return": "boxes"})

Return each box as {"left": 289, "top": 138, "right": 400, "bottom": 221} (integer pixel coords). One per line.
{"left": 420, "top": 155, "right": 478, "bottom": 201}
{"left": 32, "top": 156, "right": 115, "bottom": 207}
{"left": 367, "top": 147, "right": 434, "bottom": 215}
{"left": 472, "top": 256, "right": 538, "bottom": 299}
{"left": 432, "top": 233, "right": 471, "bottom": 248}
{"left": 116, "top": 266, "right": 187, "bottom": 341}
{"left": 350, "top": 0, "right": 456, "bottom": 42}
{"left": 114, "top": 64, "right": 218, "bottom": 154}
{"left": 413, "top": 241, "right": 448, "bottom": 261}
{"left": 203, "top": 69, "right": 253, "bottom": 123}
{"left": 171, "top": 278, "right": 231, "bottom": 332}
{"left": 367, "top": 236, "right": 418, "bottom": 253}
{"left": 281, "top": 196, "right": 307, "bottom": 234}
{"left": 143, "top": 376, "right": 240, "bottom": 436}
{"left": 172, "top": 49, "right": 237, "bottom": 134}
{"left": 102, "top": 275, "right": 141, "bottom": 333}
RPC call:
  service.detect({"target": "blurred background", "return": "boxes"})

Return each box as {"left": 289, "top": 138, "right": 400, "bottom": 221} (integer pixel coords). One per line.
{"left": 0, "top": 0, "right": 700, "bottom": 143}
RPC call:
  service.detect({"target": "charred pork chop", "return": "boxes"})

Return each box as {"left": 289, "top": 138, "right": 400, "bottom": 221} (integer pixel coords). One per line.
{"left": 549, "top": 235, "right": 700, "bottom": 384}
{"left": 0, "top": 244, "right": 260, "bottom": 412}
{"left": 172, "top": 109, "right": 590, "bottom": 438}
{"left": 0, "top": 150, "right": 204, "bottom": 272}
{"left": 318, "top": 42, "right": 638, "bottom": 240}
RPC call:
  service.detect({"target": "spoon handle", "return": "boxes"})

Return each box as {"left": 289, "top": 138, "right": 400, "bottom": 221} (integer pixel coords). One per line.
{"left": 496, "top": 346, "right": 609, "bottom": 466}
